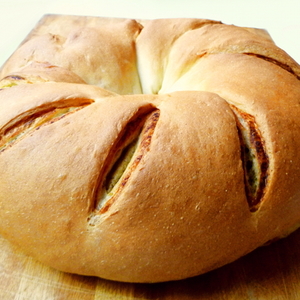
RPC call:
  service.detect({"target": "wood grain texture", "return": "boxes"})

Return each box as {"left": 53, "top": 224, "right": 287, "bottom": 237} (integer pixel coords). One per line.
{"left": 1, "top": 228, "right": 300, "bottom": 300}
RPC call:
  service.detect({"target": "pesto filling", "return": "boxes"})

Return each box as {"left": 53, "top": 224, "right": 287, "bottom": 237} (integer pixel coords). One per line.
{"left": 237, "top": 116, "right": 260, "bottom": 198}
{"left": 104, "top": 137, "right": 140, "bottom": 194}
{"left": 97, "top": 130, "right": 142, "bottom": 208}
{"left": 0, "top": 82, "right": 18, "bottom": 89}
{"left": 231, "top": 105, "right": 269, "bottom": 211}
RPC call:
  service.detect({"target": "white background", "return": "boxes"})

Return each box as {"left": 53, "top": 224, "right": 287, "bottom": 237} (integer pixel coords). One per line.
{"left": 0, "top": 0, "right": 299, "bottom": 67}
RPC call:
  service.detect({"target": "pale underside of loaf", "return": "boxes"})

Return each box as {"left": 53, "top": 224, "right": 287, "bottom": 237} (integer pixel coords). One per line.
{"left": 0, "top": 15, "right": 300, "bottom": 283}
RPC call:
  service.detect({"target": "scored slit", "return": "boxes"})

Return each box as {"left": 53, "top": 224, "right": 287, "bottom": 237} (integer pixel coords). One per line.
{"left": 95, "top": 110, "right": 160, "bottom": 214}
{"left": 230, "top": 105, "right": 269, "bottom": 212}
{"left": 0, "top": 101, "right": 92, "bottom": 152}
{"left": 244, "top": 53, "right": 300, "bottom": 80}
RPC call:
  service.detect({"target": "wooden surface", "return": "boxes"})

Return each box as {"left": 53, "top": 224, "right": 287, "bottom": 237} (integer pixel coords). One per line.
{"left": 1, "top": 229, "right": 300, "bottom": 300}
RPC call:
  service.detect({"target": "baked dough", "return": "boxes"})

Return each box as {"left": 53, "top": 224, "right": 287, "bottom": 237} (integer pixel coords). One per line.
{"left": 0, "top": 15, "right": 300, "bottom": 283}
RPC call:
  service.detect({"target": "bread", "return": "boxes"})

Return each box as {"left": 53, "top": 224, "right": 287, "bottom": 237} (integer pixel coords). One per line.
{"left": 0, "top": 14, "right": 300, "bottom": 283}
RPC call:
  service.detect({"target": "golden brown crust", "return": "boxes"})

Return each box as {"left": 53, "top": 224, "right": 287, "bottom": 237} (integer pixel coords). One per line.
{"left": 0, "top": 15, "right": 300, "bottom": 283}
{"left": 0, "top": 15, "right": 143, "bottom": 94}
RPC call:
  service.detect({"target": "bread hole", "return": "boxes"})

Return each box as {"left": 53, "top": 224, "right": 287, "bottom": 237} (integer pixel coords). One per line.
{"left": 95, "top": 110, "right": 160, "bottom": 213}
{"left": 230, "top": 105, "right": 269, "bottom": 212}
{"left": 0, "top": 100, "right": 92, "bottom": 152}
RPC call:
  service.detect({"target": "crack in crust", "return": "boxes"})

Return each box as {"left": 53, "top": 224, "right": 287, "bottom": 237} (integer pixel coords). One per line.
{"left": 0, "top": 100, "right": 92, "bottom": 152}
{"left": 230, "top": 105, "right": 269, "bottom": 212}
{"left": 245, "top": 53, "right": 300, "bottom": 80}
{"left": 94, "top": 109, "right": 160, "bottom": 215}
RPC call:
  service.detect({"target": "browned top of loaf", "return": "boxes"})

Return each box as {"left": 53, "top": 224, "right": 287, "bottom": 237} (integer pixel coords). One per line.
{"left": 0, "top": 15, "right": 300, "bottom": 283}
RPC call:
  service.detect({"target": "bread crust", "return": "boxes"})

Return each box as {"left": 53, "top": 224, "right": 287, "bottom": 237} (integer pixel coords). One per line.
{"left": 0, "top": 15, "right": 300, "bottom": 283}
{"left": 0, "top": 15, "right": 142, "bottom": 94}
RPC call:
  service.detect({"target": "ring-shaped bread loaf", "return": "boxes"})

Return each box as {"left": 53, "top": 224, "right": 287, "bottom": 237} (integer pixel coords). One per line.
{"left": 0, "top": 15, "right": 300, "bottom": 283}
